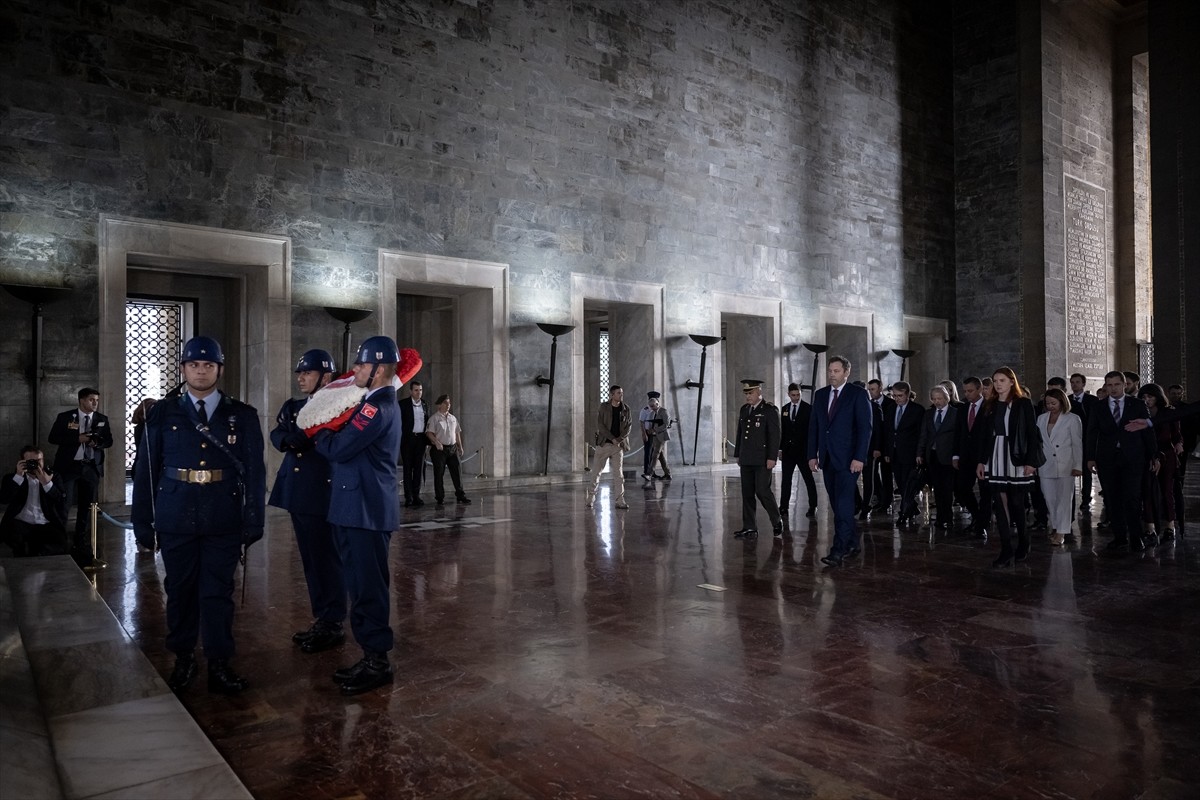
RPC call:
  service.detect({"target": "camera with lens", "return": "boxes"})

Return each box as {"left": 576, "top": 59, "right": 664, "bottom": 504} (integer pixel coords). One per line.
{"left": 23, "top": 459, "right": 42, "bottom": 472}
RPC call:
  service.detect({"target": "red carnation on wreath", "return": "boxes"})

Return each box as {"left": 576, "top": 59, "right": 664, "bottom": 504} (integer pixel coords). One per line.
{"left": 296, "top": 348, "right": 422, "bottom": 436}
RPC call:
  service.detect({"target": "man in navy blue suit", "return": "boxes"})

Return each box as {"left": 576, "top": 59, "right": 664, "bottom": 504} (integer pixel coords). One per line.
{"left": 807, "top": 356, "right": 873, "bottom": 567}
{"left": 314, "top": 335, "right": 403, "bottom": 695}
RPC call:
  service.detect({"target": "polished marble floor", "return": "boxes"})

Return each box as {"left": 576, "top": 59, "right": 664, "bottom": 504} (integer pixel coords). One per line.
{"left": 85, "top": 469, "right": 1200, "bottom": 799}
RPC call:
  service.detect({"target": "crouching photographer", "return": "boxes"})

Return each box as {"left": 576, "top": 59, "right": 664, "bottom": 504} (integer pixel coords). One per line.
{"left": 0, "top": 446, "right": 68, "bottom": 557}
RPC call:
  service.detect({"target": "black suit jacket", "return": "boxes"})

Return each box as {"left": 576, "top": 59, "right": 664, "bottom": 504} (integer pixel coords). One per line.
{"left": 48, "top": 409, "right": 113, "bottom": 476}
{"left": 884, "top": 401, "right": 925, "bottom": 467}
{"left": 398, "top": 396, "right": 431, "bottom": 442}
{"left": 779, "top": 400, "right": 811, "bottom": 461}
{"left": 0, "top": 473, "right": 68, "bottom": 535}
{"left": 917, "top": 404, "right": 959, "bottom": 466}
{"left": 1084, "top": 395, "right": 1156, "bottom": 468}
{"left": 954, "top": 397, "right": 988, "bottom": 464}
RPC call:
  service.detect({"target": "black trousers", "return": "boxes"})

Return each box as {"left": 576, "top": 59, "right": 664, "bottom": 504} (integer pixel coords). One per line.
{"left": 739, "top": 465, "right": 780, "bottom": 530}
{"left": 779, "top": 455, "right": 817, "bottom": 513}
{"left": 1, "top": 519, "right": 67, "bottom": 557}
{"left": 400, "top": 436, "right": 427, "bottom": 501}
{"left": 955, "top": 463, "right": 987, "bottom": 522}
{"left": 929, "top": 460, "right": 956, "bottom": 524}
{"left": 64, "top": 462, "right": 100, "bottom": 556}
{"left": 1096, "top": 461, "right": 1144, "bottom": 544}
{"left": 430, "top": 447, "right": 466, "bottom": 502}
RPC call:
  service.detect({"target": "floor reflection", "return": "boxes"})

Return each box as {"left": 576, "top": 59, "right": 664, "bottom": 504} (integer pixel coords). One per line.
{"left": 81, "top": 469, "right": 1200, "bottom": 799}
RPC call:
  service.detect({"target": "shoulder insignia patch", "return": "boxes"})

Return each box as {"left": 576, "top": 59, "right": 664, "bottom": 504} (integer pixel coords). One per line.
{"left": 360, "top": 403, "right": 377, "bottom": 419}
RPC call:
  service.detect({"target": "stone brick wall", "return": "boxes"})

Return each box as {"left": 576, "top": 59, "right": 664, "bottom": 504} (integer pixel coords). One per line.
{"left": 952, "top": 1, "right": 1022, "bottom": 380}
{"left": 0, "top": 0, "right": 957, "bottom": 474}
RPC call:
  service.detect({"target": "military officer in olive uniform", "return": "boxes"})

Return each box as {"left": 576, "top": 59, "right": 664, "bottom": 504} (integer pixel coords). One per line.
{"left": 733, "top": 379, "right": 783, "bottom": 539}
{"left": 269, "top": 349, "right": 346, "bottom": 654}
{"left": 314, "top": 335, "right": 403, "bottom": 696}
{"left": 133, "top": 336, "right": 266, "bottom": 696}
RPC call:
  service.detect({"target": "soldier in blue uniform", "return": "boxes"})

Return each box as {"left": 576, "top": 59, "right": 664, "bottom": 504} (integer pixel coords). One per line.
{"left": 733, "top": 379, "right": 783, "bottom": 539}
{"left": 132, "top": 336, "right": 266, "bottom": 695}
{"left": 269, "top": 349, "right": 346, "bottom": 654}
{"left": 313, "top": 335, "right": 402, "bottom": 695}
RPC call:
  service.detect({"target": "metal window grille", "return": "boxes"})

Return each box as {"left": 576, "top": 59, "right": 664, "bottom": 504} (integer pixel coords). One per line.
{"left": 598, "top": 328, "right": 610, "bottom": 404}
{"left": 125, "top": 300, "right": 185, "bottom": 473}
{"left": 1138, "top": 341, "right": 1155, "bottom": 385}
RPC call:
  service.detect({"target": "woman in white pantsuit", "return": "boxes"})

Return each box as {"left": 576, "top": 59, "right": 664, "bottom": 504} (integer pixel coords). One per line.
{"left": 1036, "top": 388, "right": 1083, "bottom": 546}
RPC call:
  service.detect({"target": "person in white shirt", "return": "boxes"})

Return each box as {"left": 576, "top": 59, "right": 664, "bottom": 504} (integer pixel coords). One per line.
{"left": 1, "top": 446, "right": 67, "bottom": 557}
{"left": 425, "top": 394, "right": 471, "bottom": 506}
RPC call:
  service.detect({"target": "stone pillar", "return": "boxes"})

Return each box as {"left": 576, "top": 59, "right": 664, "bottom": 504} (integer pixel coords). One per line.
{"left": 1148, "top": 0, "right": 1200, "bottom": 391}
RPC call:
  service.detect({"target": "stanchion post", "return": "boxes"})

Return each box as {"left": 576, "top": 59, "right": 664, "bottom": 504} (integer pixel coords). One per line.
{"left": 474, "top": 446, "right": 488, "bottom": 479}
{"left": 85, "top": 502, "right": 106, "bottom": 571}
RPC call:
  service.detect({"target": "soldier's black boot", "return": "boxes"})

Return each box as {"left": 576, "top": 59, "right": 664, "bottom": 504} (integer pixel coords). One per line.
{"left": 167, "top": 651, "right": 196, "bottom": 693}
{"left": 300, "top": 621, "right": 345, "bottom": 654}
{"left": 208, "top": 659, "right": 248, "bottom": 695}
{"left": 339, "top": 651, "right": 394, "bottom": 696}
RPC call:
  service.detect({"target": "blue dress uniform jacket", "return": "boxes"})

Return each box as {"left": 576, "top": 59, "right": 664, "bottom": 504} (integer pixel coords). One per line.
{"left": 315, "top": 386, "right": 401, "bottom": 532}
{"left": 132, "top": 393, "right": 266, "bottom": 538}
{"left": 131, "top": 391, "right": 265, "bottom": 661}
{"left": 268, "top": 396, "right": 332, "bottom": 515}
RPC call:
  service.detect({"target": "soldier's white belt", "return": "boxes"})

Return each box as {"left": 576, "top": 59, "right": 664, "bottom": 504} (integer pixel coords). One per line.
{"left": 166, "top": 468, "right": 225, "bottom": 484}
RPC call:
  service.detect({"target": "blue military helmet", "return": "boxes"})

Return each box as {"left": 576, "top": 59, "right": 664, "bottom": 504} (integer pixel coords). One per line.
{"left": 180, "top": 336, "right": 225, "bottom": 365}
{"left": 295, "top": 348, "right": 336, "bottom": 374}
{"left": 354, "top": 335, "right": 400, "bottom": 365}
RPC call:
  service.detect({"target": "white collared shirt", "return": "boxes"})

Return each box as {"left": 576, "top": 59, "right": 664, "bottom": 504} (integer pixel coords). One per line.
{"left": 13, "top": 474, "right": 53, "bottom": 526}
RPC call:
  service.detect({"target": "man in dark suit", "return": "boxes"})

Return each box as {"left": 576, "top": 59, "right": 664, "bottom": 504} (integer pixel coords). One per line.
{"left": 314, "top": 335, "right": 403, "bottom": 695}
{"left": 1, "top": 446, "right": 67, "bottom": 557}
{"left": 778, "top": 382, "right": 817, "bottom": 520}
{"left": 857, "top": 381, "right": 886, "bottom": 519}
{"left": 48, "top": 386, "right": 113, "bottom": 567}
{"left": 398, "top": 380, "right": 430, "bottom": 507}
{"left": 1069, "top": 373, "right": 1100, "bottom": 511}
{"left": 733, "top": 379, "right": 782, "bottom": 539}
{"left": 883, "top": 381, "right": 924, "bottom": 525}
{"left": 867, "top": 379, "right": 895, "bottom": 511}
{"left": 808, "top": 356, "right": 873, "bottom": 567}
{"left": 953, "top": 376, "right": 989, "bottom": 536}
{"left": 916, "top": 388, "right": 959, "bottom": 529}
{"left": 1086, "top": 370, "right": 1157, "bottom": 553}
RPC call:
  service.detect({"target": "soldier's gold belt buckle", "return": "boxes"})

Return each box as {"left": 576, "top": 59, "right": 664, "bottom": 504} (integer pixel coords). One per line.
{"left": 192, "top": 469, "right": 213, "bottom": 484}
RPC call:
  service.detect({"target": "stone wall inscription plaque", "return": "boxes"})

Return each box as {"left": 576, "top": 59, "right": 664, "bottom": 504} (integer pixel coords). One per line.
{"left": 1064, "top": 175, "right": 1108, "bottom": 376}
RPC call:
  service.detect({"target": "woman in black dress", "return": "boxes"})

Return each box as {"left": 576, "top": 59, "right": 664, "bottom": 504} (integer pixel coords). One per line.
{"left": 976, "top": 367, "right": 1043, "bottom": 568}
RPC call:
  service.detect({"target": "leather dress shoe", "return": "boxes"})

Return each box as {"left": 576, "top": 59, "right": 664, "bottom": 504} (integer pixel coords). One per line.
{"left": 1162, "top": 529, "right": 1177, "bottom": 543}
{"left": 340, "top": 654, "right": 394, "bottom": 696}
{"left": 847, "top": 545, "right": 862, "bottom": 557}
{"left": 1143, "top": 532, "right": 1159, "bottom": 548}
{"left": 456, "top": 496, "right": 472, "bottom": 505}
{"left": 991, "top": 555, "right": 1014, "bottom": 569}
{"left": 411, "top": 498, "right": 425, "bottom": 507}
{"left": 333, "top": 660, "right": 365, "bottom": 684}
{"left": 300, "top": 624, "right": 345, "bottom": 654}
{"left": 292, "top": 622, "right": 320, "bottom": 644}
{"left": 733, "top": 528, "right": 759, "bottom": 540}
{"left": 820, "top": 552, "right": 845, "bottom": 567}
{"left": 404, "top": 499, "right": 414, "bottom": 507}
{"left": 772, "top": 520, "right": 784, "bottom": 537}
{"left": 167, "top": 652, "right": 197, "bottom": 693}
{"left": 1104, "top": 538, "right": 1129, "bottom": 554}
{"left": 208, "top": 660, "right": 248, "bottom": 695}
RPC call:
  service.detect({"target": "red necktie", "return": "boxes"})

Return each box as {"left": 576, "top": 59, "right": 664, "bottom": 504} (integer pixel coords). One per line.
{"left": 967, "top": 402, "right": 976, "bottom": 431}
